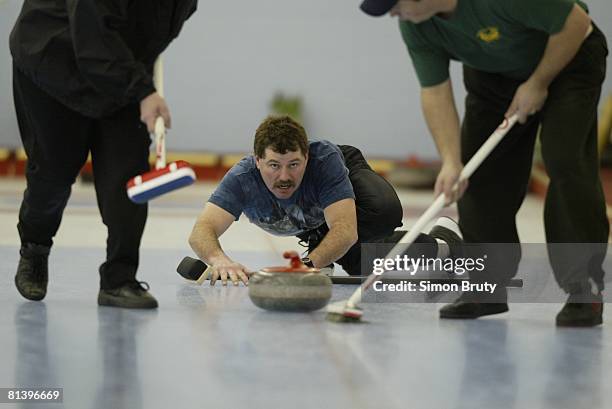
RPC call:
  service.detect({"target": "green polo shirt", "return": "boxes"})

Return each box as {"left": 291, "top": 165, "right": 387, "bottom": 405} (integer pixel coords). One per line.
{"left": 400, "top": 0, "right": 588, "bottom": 87}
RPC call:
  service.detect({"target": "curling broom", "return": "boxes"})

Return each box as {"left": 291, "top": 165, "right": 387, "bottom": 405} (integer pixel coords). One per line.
{"left": 326, "top": 114, "right": 519, "bottom": 322}
{"left": 127, "top": 57, "right": 196, "bottom": 203}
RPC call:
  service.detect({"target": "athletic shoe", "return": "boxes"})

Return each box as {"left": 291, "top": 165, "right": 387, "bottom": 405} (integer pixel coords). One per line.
{"left": 319, "top": 265, "right": 335, "bottom": 276}
{"left": 428, "top": 216, "right": 464, "bottom": 259}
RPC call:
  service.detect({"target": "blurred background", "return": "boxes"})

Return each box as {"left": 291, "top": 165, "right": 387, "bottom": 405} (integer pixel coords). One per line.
{"left": 0, "top": 0, "right": 611, "bottom": 187}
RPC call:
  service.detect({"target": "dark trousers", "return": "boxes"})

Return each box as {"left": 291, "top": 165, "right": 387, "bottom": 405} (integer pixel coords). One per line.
{"left": 459, "top": 26, "right": 609, "bottom": 292}
{"left": 298, "top": 145, "right": 436, "bottom": 276}
{"left": 13, "top": 65, "right": 151, "bottom": 289}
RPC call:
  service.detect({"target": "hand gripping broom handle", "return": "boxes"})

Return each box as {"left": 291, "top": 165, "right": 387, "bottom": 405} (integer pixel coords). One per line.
{"left": 345, "top": 114, "right": 519, "bottom": 308}
{"left": 153, "top": 56, "right": 166, "bottom": 170}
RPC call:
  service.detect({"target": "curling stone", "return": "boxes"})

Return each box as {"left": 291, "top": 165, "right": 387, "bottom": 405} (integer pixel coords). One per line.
{"left": 248, "top": 251, "right": 332, "bottom": 312}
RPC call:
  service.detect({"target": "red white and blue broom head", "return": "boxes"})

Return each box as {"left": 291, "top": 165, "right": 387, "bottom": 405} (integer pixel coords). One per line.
{"left": 126, "top": 58, "right": 196, "bottom": 204}
{"left": 127, "top": 160, "right": 195, "bottom": 204}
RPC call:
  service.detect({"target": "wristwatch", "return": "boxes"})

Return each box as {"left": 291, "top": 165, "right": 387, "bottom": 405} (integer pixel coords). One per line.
{"left": 301, "top": 257, "right": 315, "bottom": 268}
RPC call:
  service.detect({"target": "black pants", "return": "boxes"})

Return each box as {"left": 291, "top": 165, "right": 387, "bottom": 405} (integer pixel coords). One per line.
{"left": 459, "top": 26, "right": 609, "bottom": 292}
{"left": 298, "top": 145, "right": 436, "bottom": 275}
{"left": 13, "top": 65, "right": 151, "bottom": 289}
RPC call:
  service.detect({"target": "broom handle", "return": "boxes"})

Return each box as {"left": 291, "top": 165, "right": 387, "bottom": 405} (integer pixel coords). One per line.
{"left": 346, "top": 114, "right": 519, "bottom": 307}
{"left": 153, "top": 56, "right": 166, "bottom": 170}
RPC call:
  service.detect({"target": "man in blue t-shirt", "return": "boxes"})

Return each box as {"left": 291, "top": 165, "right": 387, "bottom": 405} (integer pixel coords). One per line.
{"left": 188, "top": 115, "right": 463, "bottom": 285}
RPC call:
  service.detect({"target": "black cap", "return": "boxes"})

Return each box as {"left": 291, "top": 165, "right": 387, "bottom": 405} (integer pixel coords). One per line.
{"left": 360, "top": 0, "right": 398, "bottom": 16}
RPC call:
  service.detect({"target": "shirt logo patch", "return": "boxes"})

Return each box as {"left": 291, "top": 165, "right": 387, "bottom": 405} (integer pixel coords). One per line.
{"left": 477, "top": 27, "right": 500, "bottom": 43}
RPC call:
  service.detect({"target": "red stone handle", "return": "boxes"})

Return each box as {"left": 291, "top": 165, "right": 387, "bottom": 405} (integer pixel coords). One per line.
{"left": 259, "top": 250, "right": 316, "bottom": 273}
{"left": 283, "top": 251, "right": 303, "bottom": 269}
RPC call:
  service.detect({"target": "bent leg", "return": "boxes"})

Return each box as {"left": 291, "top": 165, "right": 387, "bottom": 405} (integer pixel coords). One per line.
{"left": 13, "top": 65, "right": 91, "bottom": 246}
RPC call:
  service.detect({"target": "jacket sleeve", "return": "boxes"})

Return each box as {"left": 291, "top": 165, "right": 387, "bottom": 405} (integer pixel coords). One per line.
{"left": 66, "top": 0, "right": 156, "bottom": 104}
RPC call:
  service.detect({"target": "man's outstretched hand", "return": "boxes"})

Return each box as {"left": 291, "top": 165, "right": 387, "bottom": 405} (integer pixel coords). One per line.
{"left": 209, "top": 259, "right": 251, "bottom": 286}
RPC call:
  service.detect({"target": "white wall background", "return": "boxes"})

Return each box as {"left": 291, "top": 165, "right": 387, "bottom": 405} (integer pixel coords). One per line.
{"left": 1, "top": 0, "right": 611, "bottom": 159}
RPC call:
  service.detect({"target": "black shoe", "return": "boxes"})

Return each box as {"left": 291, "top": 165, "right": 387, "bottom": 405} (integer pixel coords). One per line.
{"left": 98, "top": 281, "right": 158, "bottom": 309}
{"left": 428, "top": 217, "right": 464, "bottom": 259}
{"left": 440, "top": 291, "right": 509, "bottom": 319}
{"left": 440, "top": 301, "right": 509, "bottom": 319}
{"left": 15, "top": 243, "right": 51, "bottom": 301}
{"left": 556, "top": 292, "right": 603, "bottom": 327}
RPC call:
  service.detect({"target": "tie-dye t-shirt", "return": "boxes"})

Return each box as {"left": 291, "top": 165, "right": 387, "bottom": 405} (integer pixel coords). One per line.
{"left": 208, "top": 140, "right": 355, "bottom": 236}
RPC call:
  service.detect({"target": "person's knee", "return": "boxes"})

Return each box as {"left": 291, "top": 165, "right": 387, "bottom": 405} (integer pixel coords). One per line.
{"left": 352, "top": 170, "right": 402, "bottom": 222}
{"left": 458, "top": 199, "right": 520, "bottom": 243}
{"left": 356, "top": 202, "right": 402, "bottom": 240}
{"left": 386, "top": 196, "right": 403, "bottom": 222}
{"left": 542, "top": 144, "right": 597, "bottom": 183}
{"left": 26, "top": 157, "right": 84, "bottom": 187}
{"left": 543, "top": 157, "right": 580, "bottom": 182}
{"left": 25, "top": 173, "right": 72, "bottom": 202}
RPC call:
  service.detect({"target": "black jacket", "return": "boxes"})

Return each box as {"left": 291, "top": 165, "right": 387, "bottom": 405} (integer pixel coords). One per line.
{"left": 10, "top": 0, "right": 197, "bottom": 118}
